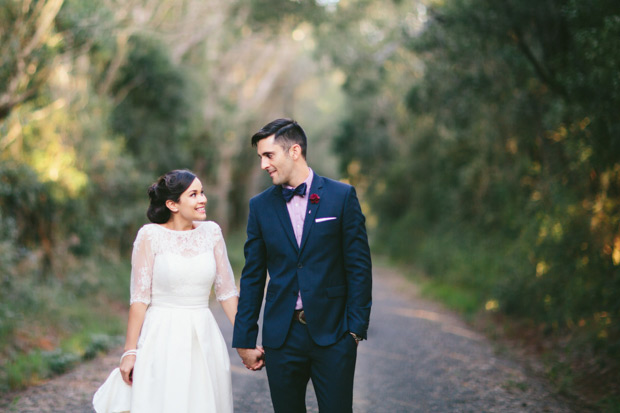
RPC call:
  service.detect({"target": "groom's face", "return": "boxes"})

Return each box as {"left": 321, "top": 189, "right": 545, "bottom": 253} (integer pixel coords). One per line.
{"left": 257, "top": 135, "right": 295, "bottom": 186}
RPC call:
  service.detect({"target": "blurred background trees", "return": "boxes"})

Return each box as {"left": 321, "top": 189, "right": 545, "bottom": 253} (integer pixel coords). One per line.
{"left": 1, "top": 0, "right": 618, "bottom": 405}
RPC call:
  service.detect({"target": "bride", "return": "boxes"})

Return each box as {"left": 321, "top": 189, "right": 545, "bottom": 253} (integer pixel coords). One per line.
{"left": 96, "top": 169, "right": 264, "bottom": 412}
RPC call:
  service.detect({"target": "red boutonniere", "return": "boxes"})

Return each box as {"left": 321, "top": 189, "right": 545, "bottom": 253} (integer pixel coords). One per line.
{"left": 309, "top": 193, "right": 320, "bottom": 204}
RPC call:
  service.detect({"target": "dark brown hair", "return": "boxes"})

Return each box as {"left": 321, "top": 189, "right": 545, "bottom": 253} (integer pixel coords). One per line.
{"left": 251, "top": 118, "right": 308, "bottom": 158}
{"left": 146, "top": 169, "right": 196, "bottom": 223}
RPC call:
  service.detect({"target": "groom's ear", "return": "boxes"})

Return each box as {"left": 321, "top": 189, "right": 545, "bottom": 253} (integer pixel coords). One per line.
{"left": 289, "top": 144, "right": 302, "bottom": 160}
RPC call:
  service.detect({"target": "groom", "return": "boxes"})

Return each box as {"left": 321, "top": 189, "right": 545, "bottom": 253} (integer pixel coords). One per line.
{"left": 233, "top": 118, "right": 372, "bottom": 412}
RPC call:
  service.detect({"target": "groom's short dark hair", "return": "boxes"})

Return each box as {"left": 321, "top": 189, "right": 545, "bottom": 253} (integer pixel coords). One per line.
{"left": 251, "top": 118, "right": 307, "bottom": 158}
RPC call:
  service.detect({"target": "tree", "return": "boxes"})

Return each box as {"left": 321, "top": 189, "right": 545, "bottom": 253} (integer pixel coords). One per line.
{"left": 0, "top": 0, "right": 65, "bottom": 119}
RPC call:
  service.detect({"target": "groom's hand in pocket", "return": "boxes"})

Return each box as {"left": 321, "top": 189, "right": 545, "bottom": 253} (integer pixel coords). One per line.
{"left": 237, "top": 347, "right": 265, "bottom": 371}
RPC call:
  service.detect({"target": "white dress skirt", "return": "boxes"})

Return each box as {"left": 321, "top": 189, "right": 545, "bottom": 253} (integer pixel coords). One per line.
{"left": 94, "top": 221, "right": 238, "bottom": 413}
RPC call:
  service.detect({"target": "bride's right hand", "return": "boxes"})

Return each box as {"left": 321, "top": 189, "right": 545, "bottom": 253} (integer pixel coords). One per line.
{"left": 120, "top": 355, "right": 136, "bottom": 385}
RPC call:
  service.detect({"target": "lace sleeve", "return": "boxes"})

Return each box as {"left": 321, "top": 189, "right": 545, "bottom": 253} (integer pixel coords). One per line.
{"left": 130, "top": 226, "right": 155, "bottom": 305}
{"left": 212, "top": 224, "right": 239, "bottom": 301}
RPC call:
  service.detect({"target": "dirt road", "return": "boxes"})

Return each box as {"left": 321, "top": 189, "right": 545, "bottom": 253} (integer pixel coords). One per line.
{"left": 1, "top": 265, "right": 577, "bottom": 412}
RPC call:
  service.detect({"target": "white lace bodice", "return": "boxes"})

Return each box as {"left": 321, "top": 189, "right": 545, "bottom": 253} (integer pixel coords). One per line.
{"left": 129, "top": 221, "right": 238, "bottom": 306}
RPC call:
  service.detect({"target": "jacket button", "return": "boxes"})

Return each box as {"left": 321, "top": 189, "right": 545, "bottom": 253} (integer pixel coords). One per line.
{"left": 298, "top": 263, "right": 303, "bottom": 269}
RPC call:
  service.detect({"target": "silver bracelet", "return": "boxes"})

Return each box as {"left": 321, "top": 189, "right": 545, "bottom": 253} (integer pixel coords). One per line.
{"left": 120, "top": 349, "right": 137, "bottom": 363}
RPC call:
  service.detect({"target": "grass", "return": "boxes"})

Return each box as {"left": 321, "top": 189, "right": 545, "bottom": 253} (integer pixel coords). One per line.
{"left": 418, "top": 281, "right": 480, "bottom": 316}
{"left": 389, "top": 228, "right": 506, "bottom": 320}
{"left": 0, "top": 257, "right": 128, "bottom": 395}
{"left": 0, "top": 229, "right": 247, "bottom": 397}
{"left": 598, "top": 397, "right": 620, "bottom": 413}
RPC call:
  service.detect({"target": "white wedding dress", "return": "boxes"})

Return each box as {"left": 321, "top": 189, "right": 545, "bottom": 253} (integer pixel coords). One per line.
{"left": 123, "top": 221, "right": 238, "bottom": 412}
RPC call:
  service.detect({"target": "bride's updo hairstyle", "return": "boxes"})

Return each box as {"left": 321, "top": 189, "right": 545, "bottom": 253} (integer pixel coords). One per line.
{"left": 147, "top": 169, "right": 197, "bottom": 223}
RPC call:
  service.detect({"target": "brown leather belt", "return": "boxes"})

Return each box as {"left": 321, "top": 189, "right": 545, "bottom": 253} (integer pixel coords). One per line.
{"left": 293, "top": 309, "right": 307, "bottom": 325}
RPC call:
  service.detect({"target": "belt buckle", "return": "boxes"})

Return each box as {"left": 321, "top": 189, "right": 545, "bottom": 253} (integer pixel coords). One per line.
{"left": 297, "top": 310, "right": 307, "bottom": 325}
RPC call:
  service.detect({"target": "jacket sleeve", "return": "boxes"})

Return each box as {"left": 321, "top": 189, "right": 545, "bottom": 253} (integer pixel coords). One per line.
{"left": 232, "top": 199, "right": 268, "bottom": 348}
{"left": 342, "top": 186, "right": 372, "bottom": 339}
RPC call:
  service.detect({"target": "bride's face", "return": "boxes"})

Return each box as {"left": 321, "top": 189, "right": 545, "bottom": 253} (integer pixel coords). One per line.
{"left": 169, "top": 178, "right": 207, "bottom": 222}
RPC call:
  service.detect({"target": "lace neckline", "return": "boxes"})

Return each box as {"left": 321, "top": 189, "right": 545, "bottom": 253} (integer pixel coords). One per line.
{"left": 155, "top": 222, "right": 204, "bottom": 233}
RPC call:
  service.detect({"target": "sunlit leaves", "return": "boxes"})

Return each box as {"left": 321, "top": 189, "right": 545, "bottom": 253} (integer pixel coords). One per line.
{"left": 317, "top": 0, "right": 620, "bottom": 361}
{"left": 0, "top": 0, "right": 65, "bottom": 119}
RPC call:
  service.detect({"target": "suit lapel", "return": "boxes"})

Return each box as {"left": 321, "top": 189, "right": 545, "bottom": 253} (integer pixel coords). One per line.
{"left": 299, "top": 175, "right": 324, "bottom": 254}
{"left": 273, "top": 186, "right": 299, "bottom": 252}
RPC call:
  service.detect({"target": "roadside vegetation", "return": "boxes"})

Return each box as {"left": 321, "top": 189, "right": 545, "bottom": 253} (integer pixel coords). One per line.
{"left": 1, "top": 0, "right": 618, "bottom": 409}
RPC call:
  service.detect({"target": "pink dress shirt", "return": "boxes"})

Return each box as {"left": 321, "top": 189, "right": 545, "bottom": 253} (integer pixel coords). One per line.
{"left": 284, "top": 168, "right": 313, "bottom": 310}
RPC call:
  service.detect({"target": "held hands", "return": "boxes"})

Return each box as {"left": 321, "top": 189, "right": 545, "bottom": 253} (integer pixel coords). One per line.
{"left": 237, "top": 346, "right": 265, "bottom": 371}
{"left": 120, "top": 350, "right": 137, "bottom": 385}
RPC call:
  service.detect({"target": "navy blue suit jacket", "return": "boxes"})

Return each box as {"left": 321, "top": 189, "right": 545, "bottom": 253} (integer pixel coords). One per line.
{"left": 232, "top": 174, "right": 372, "bottom": 349}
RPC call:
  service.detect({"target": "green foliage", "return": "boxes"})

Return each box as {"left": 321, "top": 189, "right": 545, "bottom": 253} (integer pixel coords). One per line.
{"left": 0, "top": 161, "right": 56, "bottom": 277}
{"left": 0, "top": 0, "right": 60, "bottom": 117}
{"left": 328, "top": 0, "right": 620, "bottom": 325}
{"left": 419, "top": 281, "right": 479, "bottom": 316}
{"left": 0, "top": 333, "right": 123, "bottom": 393}
{"left": 224, "top": 229, "right": 249, "bottom": 277}
{"left": 561, "top": 0, "right": 620, "bottom": 168}
{"left": 308, "top": 0, "right": 620, "bottom": 403}
{"left": 598, "top": 396, "right": 620, "bottom": 413}
{"left": 42, "top": 350, "right": 81, "bottom": 376}
{"left": 1, "top": 0, "right": 618, "bottom": 404}
{"left": 111, "top": 35, "right": 195, "bottom": 172}
{"left": 55, "top": 0, "right": 116, "bottom": 50}
{"left": 2, "top": 352, "right": 47, "bottom": 393}
{"left": 83, "top": 334, "right": 124, "bottom": 361}
{"left": 0, "top": 257, "right": 127, "bottom": 393}
{"left": 242, "top": 0, "right": 327, "bottom": 28}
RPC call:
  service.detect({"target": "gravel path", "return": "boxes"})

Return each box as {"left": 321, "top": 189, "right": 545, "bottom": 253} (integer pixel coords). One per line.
{"left": 1, "top": 265, "right": 579, "bottom": 412}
